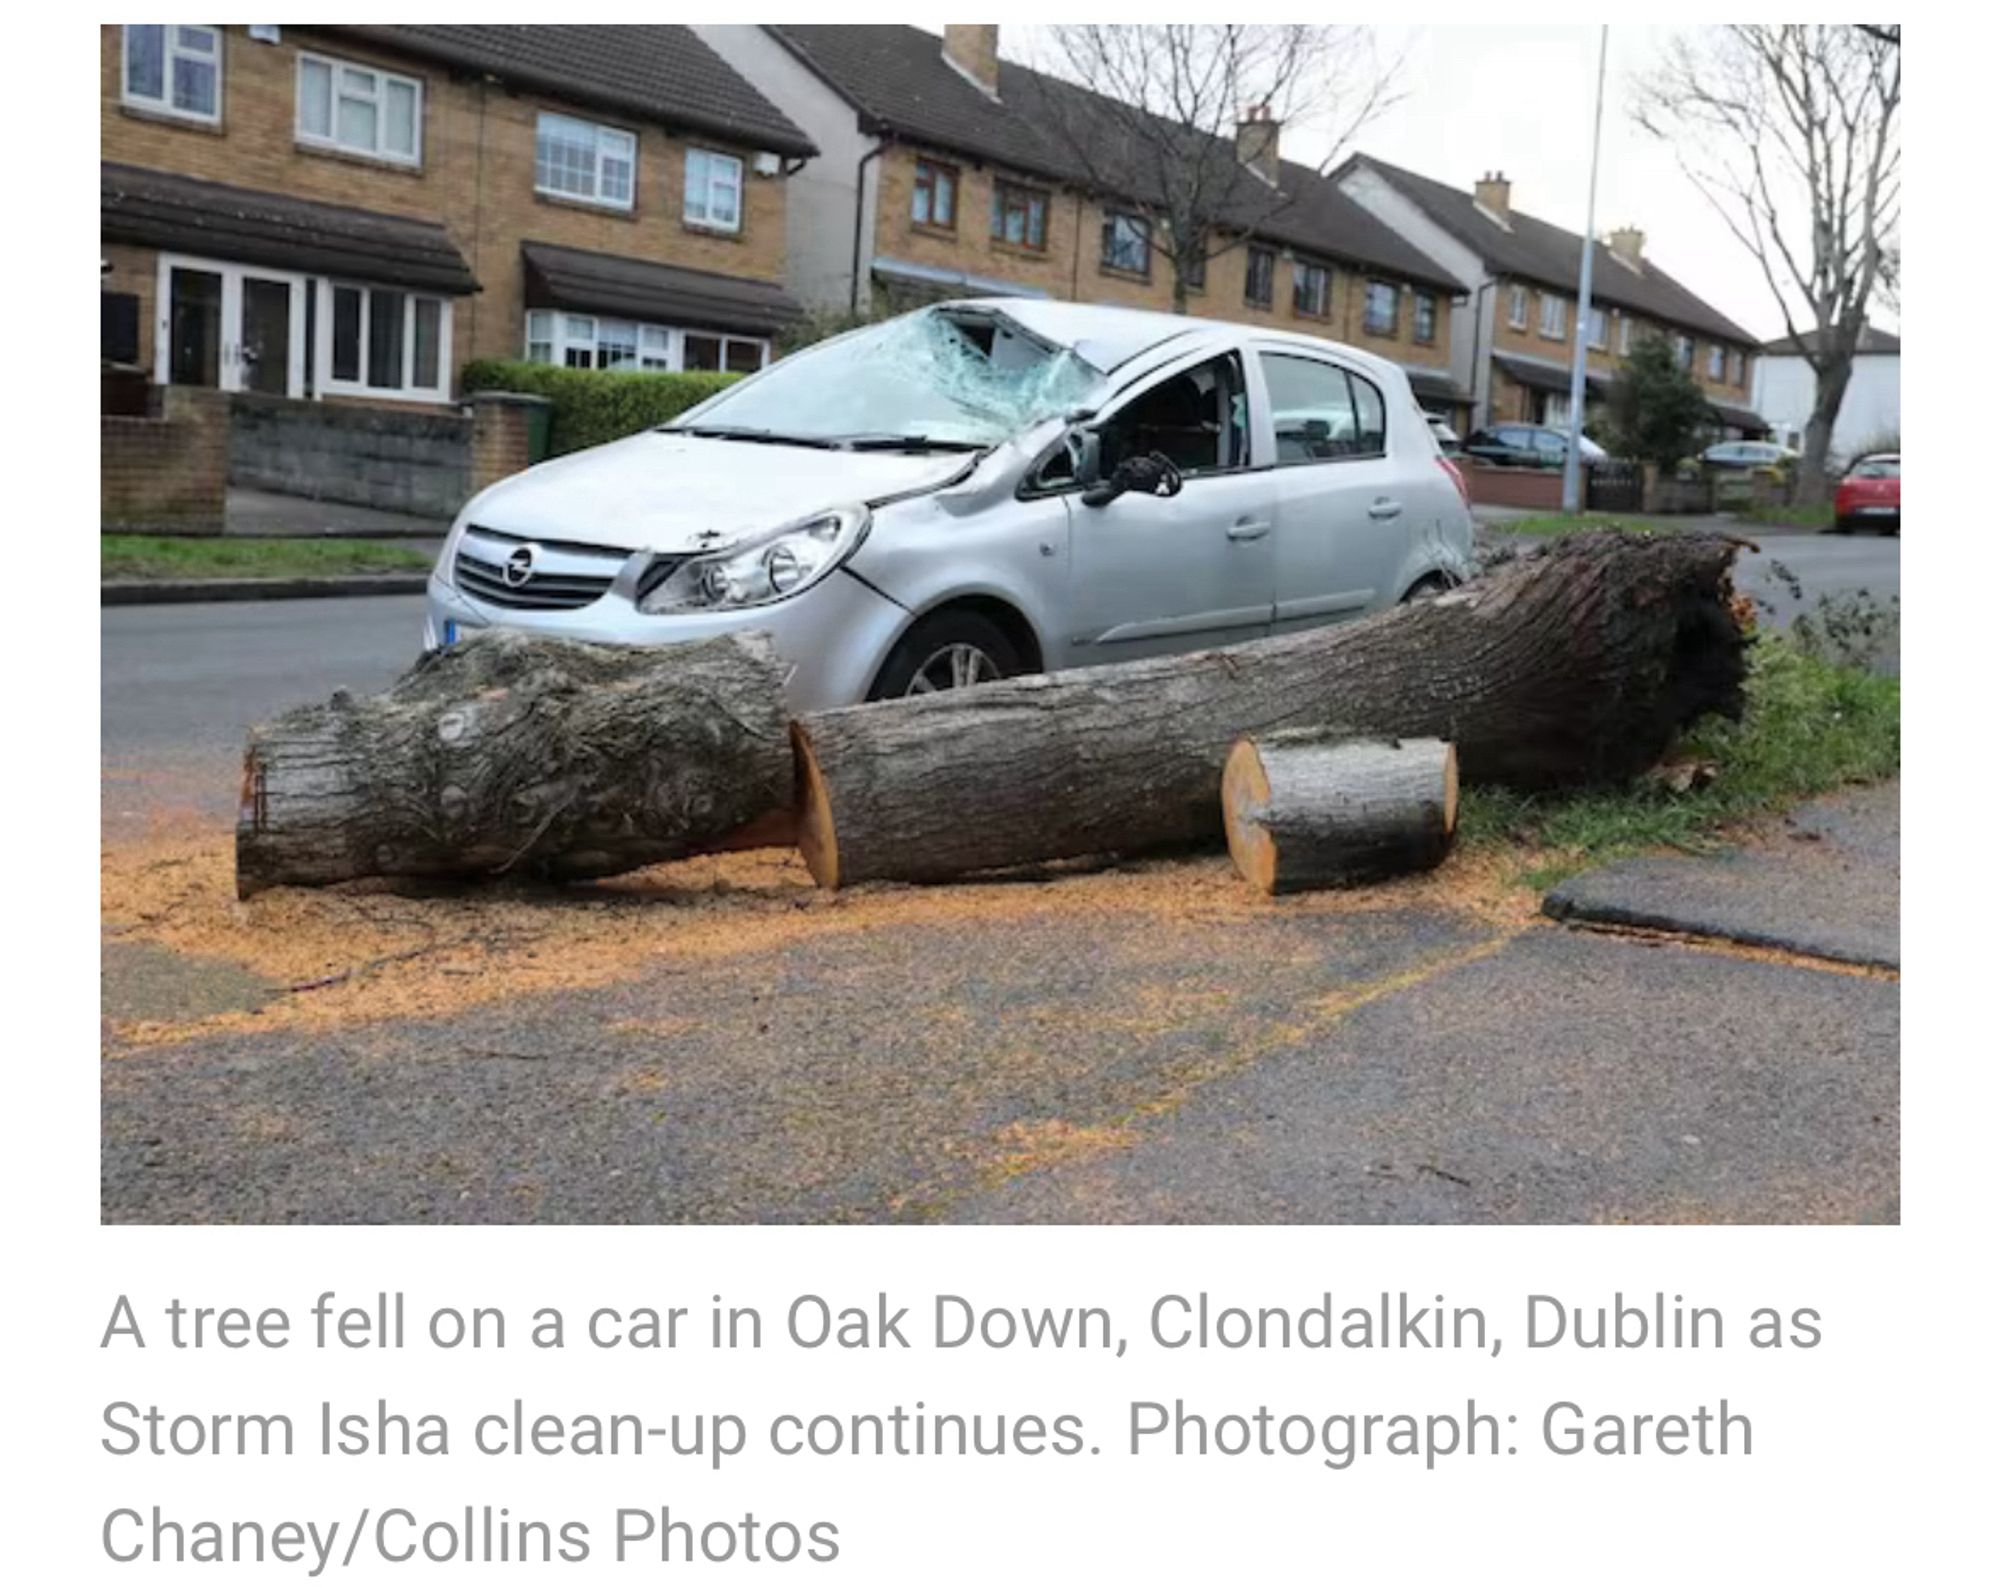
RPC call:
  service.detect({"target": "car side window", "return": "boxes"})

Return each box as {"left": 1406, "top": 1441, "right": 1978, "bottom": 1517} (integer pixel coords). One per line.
{"left": 1096, "top": 354, "right": 1249, "bottom": 478}
{"left": 1261, "top": 352, "right": 1386, "bottom": 464}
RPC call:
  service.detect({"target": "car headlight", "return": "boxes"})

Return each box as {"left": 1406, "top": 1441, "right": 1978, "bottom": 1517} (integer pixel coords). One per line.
{"left": 636, "top": 506, "right": 869, "bottom": 614}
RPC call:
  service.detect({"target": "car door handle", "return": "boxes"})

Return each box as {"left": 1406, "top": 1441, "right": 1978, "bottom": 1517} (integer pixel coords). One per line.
{"left": 1368, "top": 497, "right": 1404, "bottom": 520}
{"left": 1226, "top": 518, "right": 1271, "bottom": 541}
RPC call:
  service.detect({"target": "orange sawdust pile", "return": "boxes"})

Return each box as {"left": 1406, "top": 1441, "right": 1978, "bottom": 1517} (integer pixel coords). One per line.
{"left": 102, "top": 816, "right": 1538, "bottom": 1049}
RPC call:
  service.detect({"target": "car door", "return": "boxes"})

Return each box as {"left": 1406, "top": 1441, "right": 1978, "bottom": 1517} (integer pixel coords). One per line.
{"left": 1063, "top": 350, "right": 1276, "bottom": 661}
{"left": 1258, "top": 348, "right": 1409, "bottom": 631}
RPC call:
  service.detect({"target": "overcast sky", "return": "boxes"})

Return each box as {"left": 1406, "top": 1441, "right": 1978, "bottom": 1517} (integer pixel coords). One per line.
{"left": 978, "top": 22, "right": 1889, "bottom": 344}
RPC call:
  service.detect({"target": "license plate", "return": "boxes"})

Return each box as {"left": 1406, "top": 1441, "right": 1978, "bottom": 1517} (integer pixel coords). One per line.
{"left": 1854, "top": 505, "right": 1894, "bottom": 516}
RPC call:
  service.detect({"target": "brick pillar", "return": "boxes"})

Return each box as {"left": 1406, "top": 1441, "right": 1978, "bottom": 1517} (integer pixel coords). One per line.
{"left": 468, "top": 392, "right": 552, "bottom": 495}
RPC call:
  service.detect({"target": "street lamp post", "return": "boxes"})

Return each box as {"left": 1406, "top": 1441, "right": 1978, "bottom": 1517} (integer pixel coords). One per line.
{"left": 1561, "top": 25, "right": 1610, "bottom": 516}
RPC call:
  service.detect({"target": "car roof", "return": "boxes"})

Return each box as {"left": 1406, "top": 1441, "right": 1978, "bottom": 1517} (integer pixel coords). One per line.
{"left": 945, "top": 296, "right": 1404, "bottom": 386}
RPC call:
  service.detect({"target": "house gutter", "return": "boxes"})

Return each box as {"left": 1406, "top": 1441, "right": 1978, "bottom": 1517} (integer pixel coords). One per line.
{"left": 851, "top": 135, "right": 888, "bottom": 315}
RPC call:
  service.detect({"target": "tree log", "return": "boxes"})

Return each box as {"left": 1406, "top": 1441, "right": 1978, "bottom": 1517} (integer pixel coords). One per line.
{"left": 794, "top": 532, "right": 1746, "bottom": 888}
{"left": 1223, "top": 735, "right": 1457, "bottom": 894}
{"left": 236, "top": 631, "right": 793, "bottom": 897}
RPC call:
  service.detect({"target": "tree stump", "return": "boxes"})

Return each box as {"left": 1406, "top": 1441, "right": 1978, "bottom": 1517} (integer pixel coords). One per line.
{"left": 1223, "top": 735, "right": 1457, "bottom": 894}
{"left": 236, "top": 631, "right": 793, "bottom": 897}
{"left": 793, "top": 531, "right": 1746, "bottom": 889}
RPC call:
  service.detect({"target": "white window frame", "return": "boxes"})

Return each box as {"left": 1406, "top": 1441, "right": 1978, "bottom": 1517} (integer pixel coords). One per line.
{"left": 1538, "top": 292, "right": 1566, "bottom": 339}
{"left": 1507, "top": 284, "right": 1528, "bottom": 329}
{"left": 1362, "top": 280, "right": 1399, "bottom": 336}
{"left": 1729, "top": 349, "right": 1746, "bottom": 386}
{"left": 295, "top": 50, "right": 423, "bottom": 167}
{"left": 1618, "top": 314, "right": 1632, "bottom": 355}
{"left": 523, "top": 311, "right": 766, "bottom": 375}
{"left": 684, "top": 148, "right": 745, "bottom": 234}
{"left": 535, "top": 113, "right": 637, "bottom": 212}
{"left": 1587, "top": 306, "right": 1607, "bottom": 350}
{"left": 123, "top": 25, "right": 223, "bottom": 125}
{"left": 1707, "top": 343, "right": 1725, "bottom": 380}
{"left": 317, "top": 280, "right": 452, "bottom": 404}
{"left": 1675, "top": 333, "right": 1694, "bottom": 370}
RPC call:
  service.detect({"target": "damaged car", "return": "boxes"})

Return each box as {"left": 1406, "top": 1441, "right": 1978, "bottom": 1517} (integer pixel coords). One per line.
{"left": 426, "top": 299, "right": 1477, "bottom": 707}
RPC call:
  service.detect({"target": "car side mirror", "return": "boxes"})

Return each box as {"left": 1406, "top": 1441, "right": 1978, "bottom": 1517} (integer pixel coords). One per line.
{"left": 1081, "top": 451, "right": 1185, "bottom": 508}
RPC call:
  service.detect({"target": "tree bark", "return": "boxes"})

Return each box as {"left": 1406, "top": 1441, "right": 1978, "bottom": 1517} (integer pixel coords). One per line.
{"left": 1222, "top": 735, "right": 1457, "bottom": 894}
{"left": 236, "top": 631, "right": 793, "bottom": 897}
{"left": 793, "top": 532, "right": 1747, "bottom": 889}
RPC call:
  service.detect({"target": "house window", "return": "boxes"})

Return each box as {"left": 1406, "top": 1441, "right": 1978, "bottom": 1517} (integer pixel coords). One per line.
{"left": 1413, "top": 292, "right": 1437, "bottom": 344}
{"left": 323, "top": 282, "right": 449, "bottom": 400}
{"left": 991, "top": 181, "right": 1048, "bottom": 250}
{"left": 1244, "top": 247, "right": 1276, "bottom": 309}
{"left": 1707, "top": 343, "right": 1725, "bottom": 380}
{"left": 684, "top": 149, "right": 744, "bottom": 232}
{"left": 1618, "top": 315, "right": 1632, "bottom": 355}
{"left": 1363, "top": 280, "right": 1398, "bottom": 336}
{"left": 535, "top": 113, "right": 636, "bottom": 210}
{"left": 1538, "top": 292, "right": 1566, "bottom": 339}
{"left": 1587, "top": 307, "right": 1607, "bottom": 350}
{"left": 1101, "top": 212, "right": 1151, "bottom": 276}
{"left": 1730, "top": 349, "right": 1746, "bottom": 386}
{"left": 1293, "top": 261, "right": 1332, "bottom": 319}
{"left": 1507, "top": 284, "right": 1528, "bottom": 329}
{"left": 296, "top": 53, "right": 421, "bottom": 165}
{"left": 524, "top": 310, "right": 766, "bottom": 375}
{"left": 1675, "top": 334, "right": 1694, "bottom": 370}
{"left": 123, "top": 25, "right": 221, "bottom": 123}
{"left": 912, "top": 160, "right": 958, "bottom": 230}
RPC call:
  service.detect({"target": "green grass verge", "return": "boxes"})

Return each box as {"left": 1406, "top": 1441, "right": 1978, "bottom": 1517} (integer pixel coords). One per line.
{"left": 1732, "top": 500, "right": 1835, "bottom": 531}
{"left": 102, "top": 536, "right": 435, "bottom": 581}
{"left": 1459, "top": 632, "right": 1900, "bottom": 887}
{"left": 1499, "top": 511, "right": 1680, "bottom": 538}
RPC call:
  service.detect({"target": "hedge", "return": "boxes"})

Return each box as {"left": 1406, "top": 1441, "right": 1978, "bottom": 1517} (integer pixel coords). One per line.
{"left": 459, "top": 361, "right": 743, "bottom": 456}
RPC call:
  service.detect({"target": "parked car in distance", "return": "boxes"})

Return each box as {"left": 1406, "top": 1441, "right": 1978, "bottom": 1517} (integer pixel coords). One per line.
{"left": 1703, "top": 439, "right": 1799, "bottom": 470}
{"left": 1460, "top": 424, "right": 1607, "bottom": 470}
{"left": 1832, "top": 452, "right": 1899, "bottom": 535}
{"left": 426, "top": 300, "right": 1477, "bottom": 709}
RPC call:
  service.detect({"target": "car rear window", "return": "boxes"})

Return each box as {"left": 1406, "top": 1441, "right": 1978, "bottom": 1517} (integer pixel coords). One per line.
{"left": 1850, "top": 457, "right": 1900, "bottom": 479}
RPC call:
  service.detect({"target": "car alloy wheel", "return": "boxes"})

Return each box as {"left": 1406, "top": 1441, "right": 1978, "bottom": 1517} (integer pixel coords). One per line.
{"left": 906, "top": 642, "right": 1003, "bottom": 694}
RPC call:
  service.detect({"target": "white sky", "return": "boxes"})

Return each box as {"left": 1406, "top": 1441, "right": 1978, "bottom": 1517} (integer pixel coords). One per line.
{"left": 968, "top": 22, "right": 1890, "bottom": 344}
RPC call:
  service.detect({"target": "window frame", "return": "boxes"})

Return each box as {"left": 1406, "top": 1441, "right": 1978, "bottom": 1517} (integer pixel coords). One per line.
{"left": 295, "top": 49, "right": 423, "bottom": 167}
{"left": 1587, "top": 306, "right": 1608, "bottom": 350}
{"left": 1100, "top": 211, "right": 1152, "bottom": 278}
{"left": 318, "top": 279, "right": 452, "bottom": 404}
{"left": 522, "top": 310, "right": 766, "bottom": 376}
{"left": 1618, "top": 315, "right": 1633, "bottom": 356}
{"left": 1258, "top": 349, "right": 1390, "bottom": 466}
{"left": 1707, "top": 343, "right": 1726, "bottom": 380}
{"left": 534, "top": 112, "right": 638, "bottom": 212}
{"left": 911, "top": 158, "right": 960, "bottom": 233}
{"left": 1412, "top": 291, "right": 1438, "bottom": 345}
{"left": 123, "top": 24, "right": 223, "bottom": 125}
{"left": 1507, "top": 283, "right": 1529, "bottom": 329}
{"left": 1729, "top": 348, "right": 1746, "bottom": 386}
{"left": 990, "top": 179, "right": 1050, "bottom": 252}
{"left": 1538, "top": 292, "right": 1567, "bottom": 340}
{"left": 1675, "top": 333, "right": 1695, "bottom": 370}
{"left": 1292, "top": 259, "right": 1333, "bottom": 321}
{"left": 1362, "top": 279, "right": 1399, "bottom": 337}
{"left": 1243, "top": 245, "right": 1277, "bottom": 310}
{"left": 683, "top": 147, "right": 745, "bottom": 234}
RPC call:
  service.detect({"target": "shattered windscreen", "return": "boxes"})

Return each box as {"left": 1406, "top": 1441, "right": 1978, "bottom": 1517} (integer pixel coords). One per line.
{"left": 670, "top": 307, "right": 1105, "bottom": 447}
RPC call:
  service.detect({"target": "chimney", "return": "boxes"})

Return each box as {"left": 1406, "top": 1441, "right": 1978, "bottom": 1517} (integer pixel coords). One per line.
{"left": 1607, "top": 225, "right": 1646, "bottom": 270}
{"left": 1236, "top": 104, "right": 1282, "bottom": 185}
{"left": 1473, "top": 171, "right": 1511, "bottom": 220}
{"left": 942, "top": 25, "right": 1001, "bottom": 98}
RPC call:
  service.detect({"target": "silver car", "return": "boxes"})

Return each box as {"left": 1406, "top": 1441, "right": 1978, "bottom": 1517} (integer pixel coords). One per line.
{"left": 425, "top": 299, "right": 1476, "bottom": 708}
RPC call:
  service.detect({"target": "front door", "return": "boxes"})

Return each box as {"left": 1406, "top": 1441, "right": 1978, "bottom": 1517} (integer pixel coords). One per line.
{"left": 1064, "top": 352, "right": 1275, "bottom": 661}
{"left": 156, "top": 255, "right": 308, "bottom": 397}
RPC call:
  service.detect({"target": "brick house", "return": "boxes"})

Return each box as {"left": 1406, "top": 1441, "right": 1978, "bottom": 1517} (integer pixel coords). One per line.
{"left": 696, "top": 24, "right": 1475, "bottom": 430}
{"left": 100, "top": 25, "right": 815, "bottom": 409}
{"left": 1337, "top": 158, "right": 1765, "bottom": 438}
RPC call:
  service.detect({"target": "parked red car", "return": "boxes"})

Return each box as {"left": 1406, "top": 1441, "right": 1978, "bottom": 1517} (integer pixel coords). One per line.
{"left": 1833, "top": 453, "right": 1899, "bottom": 534}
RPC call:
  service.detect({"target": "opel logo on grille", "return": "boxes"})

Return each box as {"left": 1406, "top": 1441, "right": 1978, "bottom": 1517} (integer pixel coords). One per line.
{"left": 502, "top": 544, "right": 538, "bottom": 588}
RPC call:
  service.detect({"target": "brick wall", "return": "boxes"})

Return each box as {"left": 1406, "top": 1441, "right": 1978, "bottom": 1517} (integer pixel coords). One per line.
{"left": 100, "top": 25, "right": 790, "bottom": 377}
{"left": 468, "top": 393, "right": 553, "bottom": 496}
{"left": 1461, "top": 458, "right": 1563, "bottom": 511}
{"left": 227, "top": 393, "right": 471, "bottom": 518}
{"left": 102, "top": 387, "right": 229, "bottom": 533}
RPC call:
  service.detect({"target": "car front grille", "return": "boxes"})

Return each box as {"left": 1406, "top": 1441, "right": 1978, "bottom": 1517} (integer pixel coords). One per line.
{"left": 454, "top": 525, "right": 627, "bottom": 612}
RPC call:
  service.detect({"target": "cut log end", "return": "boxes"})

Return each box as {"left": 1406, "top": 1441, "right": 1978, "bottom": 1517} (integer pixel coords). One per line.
{"left": 791, "top": 722, "right": 840, "bottom": 890}
{"left": 1224, "top": 735, "right": 1459, "bottom": 896}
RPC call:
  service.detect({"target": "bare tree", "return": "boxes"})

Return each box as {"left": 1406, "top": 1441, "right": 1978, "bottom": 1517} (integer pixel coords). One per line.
{"left": 1018, "top": 26, "right": 1399, "bottom": 313}
{"left": 1636, "top": 26, "right": 1900, "bottom": 495}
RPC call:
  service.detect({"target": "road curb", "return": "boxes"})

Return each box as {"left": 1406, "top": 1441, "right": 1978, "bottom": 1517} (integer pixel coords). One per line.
{"left": 102, "top": 575, "right": 430, "bottom": 606}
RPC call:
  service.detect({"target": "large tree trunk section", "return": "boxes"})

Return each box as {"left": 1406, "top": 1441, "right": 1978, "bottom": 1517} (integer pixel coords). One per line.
{"left": 236, "top": 631, "right": 792, "bottom": 898}
{"left": 794, "top": 532, "right": 1746, "bottom": 889}
{"left": 1223, "top": 735, "right": 1457, "bottom": 895}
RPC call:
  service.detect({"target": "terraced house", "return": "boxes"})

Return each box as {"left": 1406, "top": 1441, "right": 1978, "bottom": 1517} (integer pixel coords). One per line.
{"left": 1336, "top": 158, "right": 1764, "bottom": 437}
{"left": 697, "top": 24, "right": 1474, "bottom": 430}
{"left": 100, "top": 25, "right": 815, "bottom": 408}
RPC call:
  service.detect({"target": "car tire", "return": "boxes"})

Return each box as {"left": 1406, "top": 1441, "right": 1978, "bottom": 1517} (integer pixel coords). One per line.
{"left": 1830, "top": 517, "right": 1853, "bottom": 535}
{"left": 868, "top": 610, "right": 1024, "bottom": 701}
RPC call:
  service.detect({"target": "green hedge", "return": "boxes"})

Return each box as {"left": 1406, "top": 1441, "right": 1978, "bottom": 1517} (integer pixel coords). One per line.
{"left": 460, "top": 361, "right": 742, "bottom": 456}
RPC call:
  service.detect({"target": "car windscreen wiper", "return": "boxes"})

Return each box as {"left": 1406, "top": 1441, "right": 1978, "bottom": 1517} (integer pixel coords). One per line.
{"left": 837, "top": 434, "right": 987, "bottom": 453}
{"left": 666, "top": 424, "right": 842, "bottom": 449}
